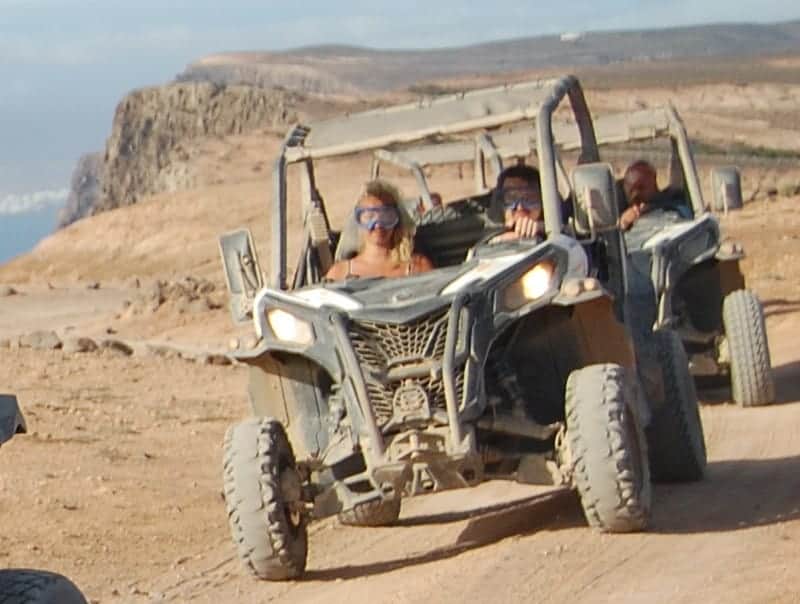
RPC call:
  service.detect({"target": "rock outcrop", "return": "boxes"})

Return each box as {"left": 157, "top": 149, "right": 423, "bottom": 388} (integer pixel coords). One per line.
{"left": 60, "top": 82, "right": 301, "bottom": 226}
{"left": 58, "top": 152, "right": 103, "bottom": 228}
{"left": 93, "top": 82, "right": 300, "bottom": 214}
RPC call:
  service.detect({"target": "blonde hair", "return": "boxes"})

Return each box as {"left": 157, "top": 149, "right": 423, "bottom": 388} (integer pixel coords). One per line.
{"left": 357, "top": 179, "right": 416, "bottom": 263}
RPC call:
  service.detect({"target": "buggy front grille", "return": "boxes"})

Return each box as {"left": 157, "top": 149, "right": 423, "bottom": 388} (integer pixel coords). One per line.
{"left": 347, "top": 309, "right": 463, "bottom": 430}
{"left": 349, "top": 309, "right": 449, "bottom": 366}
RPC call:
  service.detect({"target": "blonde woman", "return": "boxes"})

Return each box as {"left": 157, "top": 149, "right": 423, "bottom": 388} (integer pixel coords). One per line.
{"left": 326, "top": 180, "right": 433, "bottom": 281}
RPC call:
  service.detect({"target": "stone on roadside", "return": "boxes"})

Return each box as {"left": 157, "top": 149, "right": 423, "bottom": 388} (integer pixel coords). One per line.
{"left": 19, "top": 330, "right": 62, "bottom": 350}
{"left": 144, "top": 343, "right": 179, "bottom": 359}
{"left": 100, "top": 339, "right": 134, "bottom": 357}
{"left": 208, "top": 354, "right": 232, "bottom": 366}
{"left": 62, "top": 337, "right": 98, "bottom": 354}
{"left": 187, "top": 298, "right": 210, "bottom": 314}
{"left": 0, "top": 285, "right": 18, "bottom": 297}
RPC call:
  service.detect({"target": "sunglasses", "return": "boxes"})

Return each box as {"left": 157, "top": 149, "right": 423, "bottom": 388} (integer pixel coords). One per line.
{"left": 354, "top": 205, "right": 400, "bottom": 231}
{"left": 501, "top": 186, "right": 542, "bottom": 212}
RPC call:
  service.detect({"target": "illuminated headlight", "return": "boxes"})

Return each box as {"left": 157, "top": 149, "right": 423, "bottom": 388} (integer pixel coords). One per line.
{"left": 501, "top": 261, "right": 556, "bottom": 310}
{"left": 266, "top": 309, "right": 314, "bottom": 345}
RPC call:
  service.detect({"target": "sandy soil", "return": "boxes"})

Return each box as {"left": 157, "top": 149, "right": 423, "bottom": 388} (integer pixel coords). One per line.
{"left": 0, "top": 80, "right": 798, "bottom": 604}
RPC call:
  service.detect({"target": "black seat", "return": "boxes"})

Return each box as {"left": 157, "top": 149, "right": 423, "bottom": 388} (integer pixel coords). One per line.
{"left": 414, "top": 194, "right": 495, "bottom": 268}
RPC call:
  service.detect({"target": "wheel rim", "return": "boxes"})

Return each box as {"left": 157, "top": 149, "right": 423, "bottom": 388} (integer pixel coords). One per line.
{"left": 279, "top": 467, "right": 304, "bottom": 531}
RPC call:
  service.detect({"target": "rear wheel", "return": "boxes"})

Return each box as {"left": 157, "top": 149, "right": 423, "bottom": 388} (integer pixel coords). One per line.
{"left": 0, "top": 569, "right": 87, "bottom": 604}
{"left": 647, "top": 329, "right": 707, "bottom": 482}
{"left": 223, "top": 418, "right": 308, "bottom": 580}
{"left": 566, "top": 364, "right": 651, "bottom": 533}
{"left": 723, "top": 289, "right": 775, "bottom": 407}
{"left": 339, "top": 498, "right": 401, "bottom": 527}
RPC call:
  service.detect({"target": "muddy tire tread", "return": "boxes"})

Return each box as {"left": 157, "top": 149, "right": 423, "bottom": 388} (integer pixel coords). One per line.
{"left": 338, "top": 498, "right": 401, "bottom": 527}
{"left": 566, "top": 364, "right": 651, "bottom": 533}
{"left": 223, "top": 418, "right": 307, "bottom": 580}
{"left": 0, "top": 569, "right": 87, "bottom": 604}
{"left": 646, "top": 329, "right": 707, "bottom": 482}
{"left": 723, "top": 289, "right": 775, "bottom": 407}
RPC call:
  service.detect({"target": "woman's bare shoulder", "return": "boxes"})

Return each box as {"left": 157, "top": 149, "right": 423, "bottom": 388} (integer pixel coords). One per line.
{"left": 325, "top": 260, "right": 349, "bottom": 281}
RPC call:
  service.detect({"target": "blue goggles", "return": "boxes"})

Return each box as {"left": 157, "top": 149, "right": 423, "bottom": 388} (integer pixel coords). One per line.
{"left": 502, "top": 186, "right": 542, "bottom": 212}
{"left": 354, "top": 206, "right": 400, "bottom": 230}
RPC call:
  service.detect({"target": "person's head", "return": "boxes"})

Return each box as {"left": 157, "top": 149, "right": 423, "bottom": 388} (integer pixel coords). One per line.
{"left": 495, "top": 164, "right": 543, "bottom": 224}
{"left": 354, "top": 179, "right": 415, "bottom": 262}
{"left": 623, "top": 160, "right": 659, "bottom": 206}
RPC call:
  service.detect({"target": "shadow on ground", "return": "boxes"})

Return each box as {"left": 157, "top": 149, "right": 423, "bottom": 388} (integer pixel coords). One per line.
{"left": 304, "top": 489, "right": 584, "bottom": 581}
{"left": 653, "top": 455, "right": 800, "bottom": 534}
{"left": 763, "top": 297, "right": 800, "bottom": 319}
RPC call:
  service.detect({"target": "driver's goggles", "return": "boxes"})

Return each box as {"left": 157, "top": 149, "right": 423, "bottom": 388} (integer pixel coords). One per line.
{"left": 502, "top": 187, "right": 542, "bottom": 212}
{"left": 354, "top": 206, "right": 400, "bottom": 230}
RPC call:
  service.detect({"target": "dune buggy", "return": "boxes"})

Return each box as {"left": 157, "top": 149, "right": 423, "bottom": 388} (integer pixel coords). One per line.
{"left": 218, "top": 76, "right": 704, "bottom": 580}
{"left": 0, "top": 395, "right": 88, "bottom": 604}
{"left": 590, "top": 105, "right": 774, "bottom": 408}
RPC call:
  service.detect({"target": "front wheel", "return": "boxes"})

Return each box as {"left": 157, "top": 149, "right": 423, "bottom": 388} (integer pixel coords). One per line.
{"left": 566, "top": 364, "right": 651, "bottom": 533}
{"left": 223, "top": 418, "right": 308, "bottom": 580}
{"left": 339, "top": 498, "right": 401, "bottom": 527}
{"left": 0, "top": 569, "right": 87, "bottom": 604}
{"left": 723, "top": 289, "right": 775, "bottom": 407}
{"left": 646, "top": 329, "right": 707, "bottom": 482}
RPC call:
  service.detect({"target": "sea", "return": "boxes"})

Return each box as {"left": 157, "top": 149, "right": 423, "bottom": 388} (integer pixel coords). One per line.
{"left": 0, "top": 205, "right": 61, "bottom": 265}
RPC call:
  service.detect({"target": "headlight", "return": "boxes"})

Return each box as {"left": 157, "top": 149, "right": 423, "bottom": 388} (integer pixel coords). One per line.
{"left": 266, "top": 309, "right": 314, "bottom": 345}
{"left": 520, "top": 263, "right": 553, "bottom": 299}
{"left": 500, "top": 261, "right": 555, "bottom": 310}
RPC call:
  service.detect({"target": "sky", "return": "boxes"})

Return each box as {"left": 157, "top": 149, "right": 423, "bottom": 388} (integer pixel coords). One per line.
{"left": 1, "top": 0, "right": 799, "bottom": 218}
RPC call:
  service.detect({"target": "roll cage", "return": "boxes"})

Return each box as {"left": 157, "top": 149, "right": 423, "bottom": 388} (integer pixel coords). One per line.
{"left": 590, "top": 104, "right": 707, "bottom": 216}
{"left": 269, "top": 76, "right": 601, "bottom": 291}
{"left": 370, "top": 104, "right": 708, "bottom": 221}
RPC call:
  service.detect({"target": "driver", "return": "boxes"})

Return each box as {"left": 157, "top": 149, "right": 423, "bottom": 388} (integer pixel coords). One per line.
{"left": 325, "top": 179, "right": 434, "bottom": 281}
{"left": 490, "top": 164, "right": 545, "bottom": 243}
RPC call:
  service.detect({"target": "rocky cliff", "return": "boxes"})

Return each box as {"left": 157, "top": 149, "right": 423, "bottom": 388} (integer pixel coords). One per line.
{"left": 61, "top": 82, "right": 301, "bottom": 225}
{"left": 93, "top": 82, "right": 300, "bottom": 214}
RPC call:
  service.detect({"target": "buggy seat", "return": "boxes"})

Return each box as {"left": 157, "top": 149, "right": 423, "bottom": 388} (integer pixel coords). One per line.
{"left": 334, "top": 194, "right": 496, "bottom": 268}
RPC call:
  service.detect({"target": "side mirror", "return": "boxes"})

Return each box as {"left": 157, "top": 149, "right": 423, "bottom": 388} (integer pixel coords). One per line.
{"left": 570, "top": 163, "right": 621, "bottom": 238}
{"left": 218, "top": 229, "right": 264, "bottom": 323}
{"left": 710, "top": 166, "right": 743, "bottom": 213}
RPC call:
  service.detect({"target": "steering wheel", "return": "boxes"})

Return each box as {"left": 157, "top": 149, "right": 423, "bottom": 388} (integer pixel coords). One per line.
{"left": 465, "top": 226, "right": 513, "bottom": 260}
{"left": 472, "top": 225, "right": 511, "bottom": 247}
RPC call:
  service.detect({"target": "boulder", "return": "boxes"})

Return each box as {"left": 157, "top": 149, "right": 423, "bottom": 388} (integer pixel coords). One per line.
{"left": 100, "top": 339, "right": 134, "bottom": 357}
{"left": 62, "top": 337, "right": 99, "bottom": 354}
{"left": 19, "top": 331, "right": 62, "bottom": 350}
